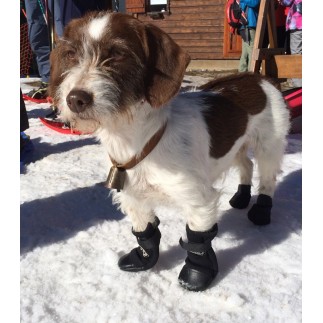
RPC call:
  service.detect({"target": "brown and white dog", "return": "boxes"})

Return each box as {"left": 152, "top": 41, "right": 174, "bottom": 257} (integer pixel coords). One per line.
{"left": 49, "top": 12, "right": 290, "bottom": 291}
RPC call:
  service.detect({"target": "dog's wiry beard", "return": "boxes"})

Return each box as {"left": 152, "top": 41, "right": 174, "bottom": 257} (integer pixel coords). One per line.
{"left": 59, "top": 108, "right": 100, "bottom": 133}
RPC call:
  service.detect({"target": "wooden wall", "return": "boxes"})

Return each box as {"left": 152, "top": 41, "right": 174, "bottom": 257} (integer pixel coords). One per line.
{"left": 126, "top": 0, "right": 242, "bottom": 60}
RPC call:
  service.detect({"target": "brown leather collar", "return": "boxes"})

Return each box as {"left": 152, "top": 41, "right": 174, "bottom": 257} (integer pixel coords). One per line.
{"left": 109, "top": 122, "right": 167, "bottom": 170}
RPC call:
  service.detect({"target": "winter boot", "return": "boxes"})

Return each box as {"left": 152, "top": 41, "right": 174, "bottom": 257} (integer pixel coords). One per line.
{"left": 178, "top": 223, "right": 218, "bottom": 292}
{"left": 26, "top": 82, "right": 49, "bottom": 100}
{"left": 229, "top": 184, "right": 251, "bottom": 209}
{"left": 118, "top": 217, "right": 161, "bottom": 272}
{"left": 44, "top": 106, "right": 60, "bottom": 121}
{"left": 247, "top": 194, "right": 272, "bottom": 225}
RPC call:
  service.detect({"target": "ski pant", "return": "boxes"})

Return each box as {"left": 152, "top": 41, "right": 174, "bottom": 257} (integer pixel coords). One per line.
{"left": 289, "top": 29, "right": 302, "bottom": 87}
{"left": 59, "top": 0, "right": 108, "bottom": 26}
{"left": 238, "top": 28, "right": 256, "bottom": 72}
{"left": 24, "top": 0, "right": 63, "bottom": 83}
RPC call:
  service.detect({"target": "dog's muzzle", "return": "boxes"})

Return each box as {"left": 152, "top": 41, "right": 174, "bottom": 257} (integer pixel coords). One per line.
{"left": 66, "top": 89, "right": 93, "bottom": 113}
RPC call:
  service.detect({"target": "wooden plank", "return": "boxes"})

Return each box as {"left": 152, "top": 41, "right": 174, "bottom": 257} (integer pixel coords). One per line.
{"left": 170, "top": 0, "right": 224, "bottom": 7}
{"left": 139, "top": 16, "right": 223, "bottom": 28}
{"left": 140, "top": 13, "right": 224, "bottom": 24}
{"left": 183, "top": 46, "right": 224, "bottom": 53}
{"left": 175, "top": 39, "right": 223, "bottom": 47}
{"left": 140, "top": 12, "right": 222, "bottom": 21}
{"left": 155, "top": 26, "right": 224, "bottom": 33}
{"left": 250, "top": 0, "right": 270, "bottom": 72}
{"left": 186, "top": 47, "right": 221, "bottom": 54}
{"left": 267, "top": 0, "right": 277, "bottom": 48}
{"left": 188, "top": 52, "right": 224, "bottom": 59}
{"left": 170, "top": 32, "right": 223, "bottom": 40}
{"left": 145, "top": 19, "right": 221, "bottom": 28}
{"left": 262, "top": 55, "right": 302, "bottom": 78}
{"left": 126, "top": 0, "right": 145, "bottom": 6}
{"left": 126, "top": 0, "right": 145, "bottom": 13}
{"left": 170, "top": 6, "right": 219, "bottom": 14}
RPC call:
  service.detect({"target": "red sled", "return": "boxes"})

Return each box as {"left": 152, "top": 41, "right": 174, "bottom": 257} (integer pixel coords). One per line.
{"left": 23, "top": 94, "right": 53, "bottom": 104}
{"left": 282, "top": 87, "right": 302, "bottom": 119}
{"left": 39, "top": 117, "right": 92, "bottom": 135}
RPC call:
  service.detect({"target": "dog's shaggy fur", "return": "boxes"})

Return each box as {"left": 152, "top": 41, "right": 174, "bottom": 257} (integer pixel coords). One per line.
{"left": 49, "top": 11, "right": 290, "bottom": 287}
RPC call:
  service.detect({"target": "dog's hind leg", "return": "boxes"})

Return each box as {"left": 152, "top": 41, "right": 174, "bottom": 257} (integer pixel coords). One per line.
{"left": 247, "top": 135, "right": 286, "bottom": 225}
{"left": 229, "top": 143, "right": 253, "bottom": 209}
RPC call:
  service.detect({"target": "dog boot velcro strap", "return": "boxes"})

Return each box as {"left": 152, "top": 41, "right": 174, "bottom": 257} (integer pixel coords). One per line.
{"left": 248, "top": 194, "right": 273, "bottom": 226}
{"left": 179, "top": 225, "right": 216, "bottom": 255}
{"left": 179, "top": 238, "right": 211, "bottom": 255}
{"left": 135, "top": 228, "right": 161, "bottom": 251}
{"left": 229, "top": 184, "right": 251, "bottom": 209}
{"left": 118, "top": 217, "right": 161, "bottom": 272}
{"left": 178, "top": 223, "right": 218, "bottom": 292}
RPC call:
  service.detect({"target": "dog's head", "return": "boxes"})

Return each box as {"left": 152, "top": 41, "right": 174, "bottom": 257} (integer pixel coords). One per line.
{"left": 49, "top": 12, "right": 190, "bottom": 131}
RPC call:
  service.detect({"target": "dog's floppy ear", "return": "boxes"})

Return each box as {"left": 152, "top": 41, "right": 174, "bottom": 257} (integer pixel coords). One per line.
{"left": 144, "top": 24, "right": 191, "bottom": 108}
{"left": 48, "top": 43, "right": 64, "bottom": 105}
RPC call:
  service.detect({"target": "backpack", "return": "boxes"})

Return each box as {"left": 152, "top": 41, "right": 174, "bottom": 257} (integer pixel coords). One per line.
{"left": 226, "top": 0, "right": 248, "bottom": 34}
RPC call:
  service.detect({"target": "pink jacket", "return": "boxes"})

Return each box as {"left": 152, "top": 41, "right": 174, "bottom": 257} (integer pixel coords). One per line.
{"left": 280, "top": 0, "right": 302, "bottom": 31}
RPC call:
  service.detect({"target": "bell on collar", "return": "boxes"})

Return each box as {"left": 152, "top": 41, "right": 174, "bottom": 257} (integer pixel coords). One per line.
{"left": 105, "top": 165, "right": 126, "bottom": 192}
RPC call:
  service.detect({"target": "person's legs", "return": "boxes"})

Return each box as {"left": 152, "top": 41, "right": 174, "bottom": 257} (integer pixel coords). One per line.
{"left": 48, "top": 0, "right": 64, "bottom": 37}
{"left": 25, "top": 0, "right": 50, "bottom": 83}
{"left": 289, "top": 30, "right": 302, "bottom": 87}
{"left": 59, "top": 0, "right": 110, "bottom": 28}
{"left": 290, "top": 30, "right": 302, "bottom": 55}
{"left": 238, "top": 29, "right": 256, "bottom": 72}
{"left": 239, "top": 40, "right": 249, "bottom": 72}
{"left": 247, "top": 29, "right": 256, "bottom": 71}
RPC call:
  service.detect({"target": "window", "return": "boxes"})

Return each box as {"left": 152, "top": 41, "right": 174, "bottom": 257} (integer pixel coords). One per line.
{"left": 149, "top": 0, "right": 168, "bottom": 13}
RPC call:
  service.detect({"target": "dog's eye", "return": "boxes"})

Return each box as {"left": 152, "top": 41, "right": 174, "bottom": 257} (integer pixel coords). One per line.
{"left": 109, "top": 48, "right": 126, "bottom": 62}
{"left": 67, "top": 50, "right": 77, "bottom": 60}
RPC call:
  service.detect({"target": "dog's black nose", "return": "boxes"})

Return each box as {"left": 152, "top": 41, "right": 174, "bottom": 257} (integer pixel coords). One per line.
{"left": 66, "top": 89, "right": 93, "bottom": 113}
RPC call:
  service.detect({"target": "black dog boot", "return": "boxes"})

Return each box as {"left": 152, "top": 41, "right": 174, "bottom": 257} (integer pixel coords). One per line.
{"left": 248, "top": 194, "right": 272, "bottom": 225}
{"left": 178, "top": 223, "right": 218, "bottom": 292}
{"left": 229, "top": 184, "right": 251, "bottom": 209}
{"left": 118, "top": 217, "right": 161, "bottom": 272}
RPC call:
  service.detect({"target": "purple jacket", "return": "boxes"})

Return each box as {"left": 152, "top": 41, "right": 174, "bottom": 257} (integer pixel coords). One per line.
{"left": 280, "top": 0, "right": 302, "bottom": 31}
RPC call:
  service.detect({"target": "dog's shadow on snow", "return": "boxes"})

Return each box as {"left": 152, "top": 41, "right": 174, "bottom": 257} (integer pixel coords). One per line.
{"left": 22, "top": 136, "right": 98, "bottom": 167}
{"left": 156, "top": 169, "right": 302, "bottom": 280}
{"left": 27, "top": 106, "right": 52, "bottom": 119}
{"left": 286, "top": 134, "right": 302, "bottom": 154}
{"left": 20, "top": 183, "right": 124, "bottom": 254}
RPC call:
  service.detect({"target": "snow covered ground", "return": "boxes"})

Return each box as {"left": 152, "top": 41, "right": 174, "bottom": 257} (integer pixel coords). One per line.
{"left": 19, "top": 75, "right": 302, "bottom": 323}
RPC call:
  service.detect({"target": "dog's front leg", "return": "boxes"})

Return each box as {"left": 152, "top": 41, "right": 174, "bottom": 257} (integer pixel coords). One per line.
{"left": 178, "top": 222, "right": 218, "bottom": 292}
{"left": 177, "top": 189, "right": 220, "bottom": 292}
{"left": 116, "top": 194, "right": 161, "bottom": 272}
